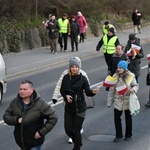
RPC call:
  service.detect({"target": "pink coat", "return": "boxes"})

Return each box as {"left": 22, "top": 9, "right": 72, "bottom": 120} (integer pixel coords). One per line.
{"left": 76, "top": 16, "right": 87, "bottom": 33}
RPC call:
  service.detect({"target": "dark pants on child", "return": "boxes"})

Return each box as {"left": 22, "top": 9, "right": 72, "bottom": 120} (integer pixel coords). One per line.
{"left": 114, "top": 109, "right": 132, "bottom": 138}
{"left": 64, "top": 111, "right": 84, "bottom": 149}
{"left": 58, "top": 33, "right": 68, "bottom": 51}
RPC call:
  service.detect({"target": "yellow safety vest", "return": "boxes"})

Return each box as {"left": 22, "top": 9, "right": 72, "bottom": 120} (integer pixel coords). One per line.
{"left": 103, "top": 35, "right": 117, "bottom": 54}
{"left": 102, "top": 24, "right": 114, "bottom": 35}
{"left": 58, "top": 18, "right": 69, "bottom": 33}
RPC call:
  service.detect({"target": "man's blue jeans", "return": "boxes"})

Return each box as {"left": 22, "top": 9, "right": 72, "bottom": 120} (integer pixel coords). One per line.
{"left": 31, "top": 145, "right": 42, "bottom": 150}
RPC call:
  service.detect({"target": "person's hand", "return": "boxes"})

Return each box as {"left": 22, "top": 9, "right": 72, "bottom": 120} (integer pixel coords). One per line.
{"left": 66, "top": 95, "right": 73, "bottom": 103}
{"left": 34, "top": 132, "right": 41, "bottom": 139}
{"left": 92, "top": 88, "right": 99, "bottom": 94}
{"left": 52, "top": 99, "right": 57, "bottom": 104}
{"left": 18, "top": 118, "right": 22, "bottom": 124}
{"left": 130, "top": 89, "right": 134, "bottom": 94}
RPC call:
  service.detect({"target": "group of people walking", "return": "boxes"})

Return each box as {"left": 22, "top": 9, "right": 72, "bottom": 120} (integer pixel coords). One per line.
{"left": 96, "top": 11, "right": 144, "bottom": 144}
{"left": 44, "top": 11, "right": 88, "bottom": 54}
{"left": 2, "top": 8, "right": 147, "bottom": 150}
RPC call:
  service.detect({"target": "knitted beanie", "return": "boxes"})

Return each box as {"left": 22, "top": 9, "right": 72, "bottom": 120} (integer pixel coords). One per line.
{"left": 108, "top": 27, "right": 115, "bottom": 34}
{"left": 117, "top": 61, "right": 128, "bottom": 70}
{"left": 69, "top": 57, "right": 81, "bottom": 68}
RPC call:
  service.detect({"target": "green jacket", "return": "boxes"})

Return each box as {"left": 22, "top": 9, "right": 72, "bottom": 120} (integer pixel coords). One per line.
{"left": 3, "top": 90, "right": 58, "bottom": 149}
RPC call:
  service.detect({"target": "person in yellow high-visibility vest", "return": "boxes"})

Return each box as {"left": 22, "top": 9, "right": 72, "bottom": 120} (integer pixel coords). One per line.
{"left": 102, "top": 21, "right": 117, "bottom": 35}
{"left": 58, "top": 13, "right": 70, "bottom": 52}
{"left": 96, "top": 27, "right": 120, "bottom": 74}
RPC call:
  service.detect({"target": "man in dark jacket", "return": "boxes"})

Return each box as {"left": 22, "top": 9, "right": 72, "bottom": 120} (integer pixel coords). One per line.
{"left": 132, "top": 8, "right": 142, "bottom": 34}
{"left": 3, "top": 80, "right": 58, "bottom": 150}
{"left": 124, "top": 33, "right": 144, "bottom": 82}
{"left": 46, "top": 15, "right": 60, "bottom": 54}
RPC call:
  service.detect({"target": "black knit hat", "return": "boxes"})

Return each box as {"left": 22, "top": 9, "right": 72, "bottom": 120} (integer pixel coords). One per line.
{"left": 104, "top": 21, "right": 109, "bottom": 25}
{"left": 108, "top": 27, "right": 115, "bottom": 34}
{"left": 129, "top": 33, "right": 135, "bottom": 40}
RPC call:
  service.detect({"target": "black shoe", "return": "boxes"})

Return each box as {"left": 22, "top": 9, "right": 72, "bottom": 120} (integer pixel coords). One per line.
{"left": 60, "top": 47, "right": 63, "bottom": 51}
{"left": 51, "top": 49, "right": 54, "bottom": 53}
{"left": 124, "top": 137, "right": 131, "bottom": 141}
{"left": 105, "top": 87, "right": 110, "bottom": 91}
{"left": 145, "top": 103, "right": 150, "bottom": 107}
{"left": 71, "top": 50, "right": 74, "bottom": 52}
{"left": 114, "top": 137, "right": 123, "bottom": 142}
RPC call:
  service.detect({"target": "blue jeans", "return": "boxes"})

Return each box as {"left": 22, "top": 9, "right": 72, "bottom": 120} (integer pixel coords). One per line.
{"left": 31, "top": 145, "right": 42, "bottom": 150}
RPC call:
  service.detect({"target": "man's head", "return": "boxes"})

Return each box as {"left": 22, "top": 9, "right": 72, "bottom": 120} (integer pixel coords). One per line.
{"left": 104, "top": 21, "right": 109, "bottom": 29}
{"left": 19, "top": 80, "right": 34, "bottom": 99}
{"left": 129, "top": 33, "right": 136, "bottom": 43}
{"left": 108, "top": 27, "right": 115, "bottom": 36}
{"left": 51, "top": 15, "right": 55, "bottom": 20}
{"left": 62, "top": 13, "right": 67, "bottom": 19}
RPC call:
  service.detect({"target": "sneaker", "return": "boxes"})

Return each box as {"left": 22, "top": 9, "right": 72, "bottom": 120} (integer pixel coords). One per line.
{"left": 124, "top": 137, "right": 131, "bottom": 141}
{"left": 80, "top": 128, "right": 84, "bottom": 134}
{"left": 68, "top": 138, "right": 73, "bottom": 144}
{"left": 114, "top": 137, "right": 123, "bottom": 142}
{"left": 54, "top": 53, "right": 57, "bottom": 55}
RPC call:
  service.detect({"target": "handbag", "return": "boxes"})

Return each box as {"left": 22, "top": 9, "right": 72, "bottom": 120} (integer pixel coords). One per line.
{"left": 129, "top": 92, "right": 140, "bottom": 115}
{"left": 84, "top": 94, "right": 95, "bottom": 109}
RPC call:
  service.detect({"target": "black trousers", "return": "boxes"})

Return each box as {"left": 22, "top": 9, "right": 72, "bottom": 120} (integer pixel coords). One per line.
{"left": 114, "top": 109, "right": 132, "bottom": 138}
{"left": 79, "top": 33, "right": 85, "bottom": 42}
{"left": 64, "top": 111, "right": 84, "bottom": 149}
{"left": 104, "top": 53, "right": 114, "bottom": 71}
{"left": 70, "top": 34, "right": 78, "bottom": 51}
{"left": 58, "top": 33, "right": 68, "bottom": 50}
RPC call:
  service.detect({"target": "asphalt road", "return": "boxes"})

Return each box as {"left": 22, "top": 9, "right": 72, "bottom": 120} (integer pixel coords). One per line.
{"left": 0, "top": 43, "right": 150, "bottom": 150}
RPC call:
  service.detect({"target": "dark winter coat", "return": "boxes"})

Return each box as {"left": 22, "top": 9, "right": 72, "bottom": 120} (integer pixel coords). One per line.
{"left": 109, "top": 53, "right": 128, "bottom": 76}
{"left": 132, "top": 11, "right": 142, "bottom": 25}
{"left": 70, "top": 20, "right": 80, "bottom": 37}
{"left": 3, "top": 90, "right": 58, "bottom": 150}
{"left": 60, "top": 73, "right": 95, "bottom": 114}
{"left": 124, "top": 37, "right": 144, "bottom": 77}
{"left": 46, "top": 19, "right": 60, "bottom": 38}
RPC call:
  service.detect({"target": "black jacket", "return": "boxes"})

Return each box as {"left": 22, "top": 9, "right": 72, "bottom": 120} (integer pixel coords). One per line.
{"left": 70, "top": 20, "right": 80, "bottom": 36}
{"left": 60, "top": 73, "right": 95, "bottom": 114}
{"left": 132, "top": 11, "right": 142, "bottom": 25}
{"left": 109, "top": 53, "right": 128, "bottom": 76}
{"left": 3, "top": 90, "right": 58, "bottom": 149}
{"left": 46, "top": 19, "right": 60, "bottom": 38}
{"left": 124, "top": 37, "right": 144, "bottom": 76}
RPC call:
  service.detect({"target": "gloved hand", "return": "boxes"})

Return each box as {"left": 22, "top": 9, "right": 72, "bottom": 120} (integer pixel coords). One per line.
{"left": 52, "top": 99, "right": 57, "bottom": 104}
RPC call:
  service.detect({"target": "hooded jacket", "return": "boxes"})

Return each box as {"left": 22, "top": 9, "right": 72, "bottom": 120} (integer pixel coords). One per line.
{"left": 60, "top": 73, "right": 95, "bottom": 114}
{"left": 3, "top": 90, "right": 58, "bottom": 149}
